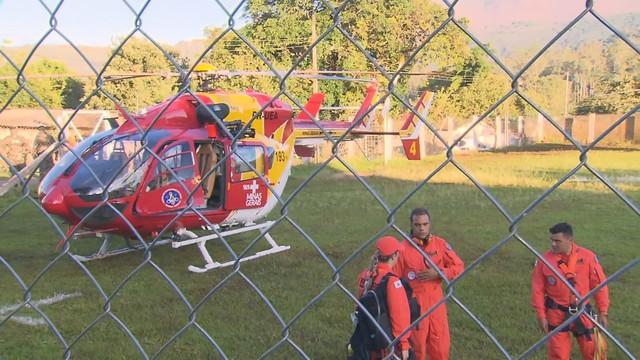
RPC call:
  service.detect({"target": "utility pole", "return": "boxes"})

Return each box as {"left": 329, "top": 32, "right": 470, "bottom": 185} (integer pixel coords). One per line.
{"left": 311, "top": 11, "right": 319, "bottom": 94}
{"left": 564, "top": 71, "right": 570, "bottom": 122}
{"left": 383, "top": 60, "right": 404, "bottom": 164}
{"left": 309, "top": 7, "right": 319, "bottom": 163}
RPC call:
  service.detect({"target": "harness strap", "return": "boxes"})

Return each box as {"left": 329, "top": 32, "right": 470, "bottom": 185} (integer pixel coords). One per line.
{"left": 545, "top": 297, "right": 593, "bottom": 340}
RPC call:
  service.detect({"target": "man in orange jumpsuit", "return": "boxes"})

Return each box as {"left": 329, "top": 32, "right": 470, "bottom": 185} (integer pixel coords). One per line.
{"left": 531, "top": 222, "right": 609, "bottom": 360}
{"left": 356, "top": 236, "right": 413, "bottom": 360}
{"left": 394, "top": 208, "right": 464, "bottom": 360}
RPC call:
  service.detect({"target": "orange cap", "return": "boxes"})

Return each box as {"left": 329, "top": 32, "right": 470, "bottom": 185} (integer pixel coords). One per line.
{"left": 376, "top": 236, "right": 401, "bottom": 256}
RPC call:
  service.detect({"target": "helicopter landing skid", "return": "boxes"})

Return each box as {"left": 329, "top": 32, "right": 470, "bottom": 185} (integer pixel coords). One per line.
{"left": 171, "top": 221, "right": 290, "bottom": 273}
{"left": 70, "top": 233, "right": 172, "bottom": 262}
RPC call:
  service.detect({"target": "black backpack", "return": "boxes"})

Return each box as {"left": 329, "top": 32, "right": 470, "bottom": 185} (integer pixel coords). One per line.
{"left": 347, "top": 273, "right": 420, "bottom": 359}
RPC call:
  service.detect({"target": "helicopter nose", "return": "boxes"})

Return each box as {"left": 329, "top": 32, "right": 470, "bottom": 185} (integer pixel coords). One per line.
{"left": 41, "top": 188, "right": 67, "bottom": 216}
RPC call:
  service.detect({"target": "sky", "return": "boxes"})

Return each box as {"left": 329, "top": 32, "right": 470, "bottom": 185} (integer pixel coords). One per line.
{"left": 0, "top": 0, "right": 638, "bottom": 47}
{"left": 0, "top": 0, "right": 244, "bottom": 46}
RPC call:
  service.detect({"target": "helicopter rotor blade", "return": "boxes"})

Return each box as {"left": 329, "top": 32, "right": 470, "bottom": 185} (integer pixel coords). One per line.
{"left": 101, "top": 69, "right": 379, "bottom": 83}
{"left": 103, "top": 72, "right": 178, "bottom": 82}
{"left": 200, "top": 70, "right": 373, "bottom": 82}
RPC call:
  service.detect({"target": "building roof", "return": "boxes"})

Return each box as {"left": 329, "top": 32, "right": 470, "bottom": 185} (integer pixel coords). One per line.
{"left": 0, "top": 109, "right": 116, "bottom": 130}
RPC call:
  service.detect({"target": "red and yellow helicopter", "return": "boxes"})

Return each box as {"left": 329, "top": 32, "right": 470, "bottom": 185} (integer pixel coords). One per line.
{"left": 37, "top": 68, "right": 433, "bottom": 272}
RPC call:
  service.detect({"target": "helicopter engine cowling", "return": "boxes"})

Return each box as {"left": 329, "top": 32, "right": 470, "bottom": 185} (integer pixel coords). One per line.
{"left": 195, "top": 103, "right": 230, "bottom": 126}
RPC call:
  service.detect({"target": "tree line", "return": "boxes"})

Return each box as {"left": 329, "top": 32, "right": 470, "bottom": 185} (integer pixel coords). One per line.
{"left": 1, "top": 1, "right": 637, "bottom": 125}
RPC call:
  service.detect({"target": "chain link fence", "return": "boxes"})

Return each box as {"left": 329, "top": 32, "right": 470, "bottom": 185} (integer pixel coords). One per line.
{"left": 0, "top": 0, "right": 638, "bottom": 359}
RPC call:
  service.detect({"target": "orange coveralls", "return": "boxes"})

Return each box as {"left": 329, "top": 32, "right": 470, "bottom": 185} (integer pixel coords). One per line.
{"left": 394, "top": 235, "right": 464, "bottom": 360}
{"left": 531, "top": 244, "right": 609, "bottom": 360}
{"left": 356, "top": 262, "right": 412, "bottom": 359}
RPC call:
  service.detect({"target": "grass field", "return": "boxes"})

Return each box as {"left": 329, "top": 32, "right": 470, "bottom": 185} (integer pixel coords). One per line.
{"left": 0, "top": 148, "right": 638, "bottom": 359}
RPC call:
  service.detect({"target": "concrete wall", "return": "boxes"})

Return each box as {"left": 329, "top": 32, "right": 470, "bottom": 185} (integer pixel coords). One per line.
{"left": 522, "top": 113, "right": 638, "bottom": 145}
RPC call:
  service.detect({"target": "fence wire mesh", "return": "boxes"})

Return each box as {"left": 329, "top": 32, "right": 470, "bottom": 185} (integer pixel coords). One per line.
{"left": 0, "top": 0, "right": 638, "bottom": 359}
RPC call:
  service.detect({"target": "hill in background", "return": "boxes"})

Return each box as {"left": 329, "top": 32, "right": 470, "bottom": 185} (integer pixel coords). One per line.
{"left": 479, "top": 12, "right": 640, "bottom": 56}
{"left": 1, "top": 13, "right": 637, "bottom": 74}
{"left": 2, "top": 39, "right": 207, "bottom": 76}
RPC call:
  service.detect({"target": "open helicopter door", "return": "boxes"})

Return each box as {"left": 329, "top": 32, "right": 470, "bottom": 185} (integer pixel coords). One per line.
{"left": 227, "top": 143, "right": 270, "bottom": 210}
{"left": 195, "top": 141, "right": 225, "bottom": 208}
{"left": 172, "top": 142, "right": 290, "bottom": 272}
{"left": 136, "top": 141, "right": 206, "bottom": 215}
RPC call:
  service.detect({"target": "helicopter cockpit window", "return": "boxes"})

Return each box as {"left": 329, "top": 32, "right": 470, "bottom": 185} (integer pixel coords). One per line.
{"left": 146, "top": 142, "right": 195, "bottom": 191}
{"left": 231, "top": 145, "right": 265, "bottom": 182}
{"left": 39, "top": 129, "right": 116, "bottom": 197}
{"left": 70, "top": 132, "right": 154, "bottom": 200}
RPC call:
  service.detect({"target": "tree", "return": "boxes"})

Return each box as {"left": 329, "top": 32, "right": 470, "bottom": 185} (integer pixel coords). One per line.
{"left": 0, "top": 58, "right": 69, "bottom": 108}
{"left": 205, "top": 0, "right": 476, "bottom": 121}
{"left": 82, "top": 37, "right": 186, "bottom": 112}
{"left": 508, "top": 34, "right": 639, "bottom": 116}
{"left": 62, "top": 77, "right": 84, "bottom": 109}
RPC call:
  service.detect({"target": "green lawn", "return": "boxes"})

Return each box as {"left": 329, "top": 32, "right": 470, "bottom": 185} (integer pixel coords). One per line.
{"left": 0, "top": 149, "right": 638, "bottom": 359}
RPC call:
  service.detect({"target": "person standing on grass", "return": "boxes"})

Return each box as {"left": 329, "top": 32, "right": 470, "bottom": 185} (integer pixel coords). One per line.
{"left": 0, "top": 127, "right": 29, "bottom": 171}
{"left": 394, "top": 208, "right": 465, "bottom": 360}
{"left": 355, "top": 236, "right": 413, "bottom": 360}
{"left": 531, "top": 222, "right": 609, "bottom": 360}
{"left": 33, "top": 125, "right": 56, "bottom": 177}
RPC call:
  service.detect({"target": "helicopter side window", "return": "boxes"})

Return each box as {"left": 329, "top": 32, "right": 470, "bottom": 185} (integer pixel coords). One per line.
{"left": 147, "top": 142, "right": 195, "bottom": 191}
{"left": 231, "top": 145, "right": 265, "bottom": 182}
{"left": 266, "top": 147, "right": 276, "bottom": 171}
